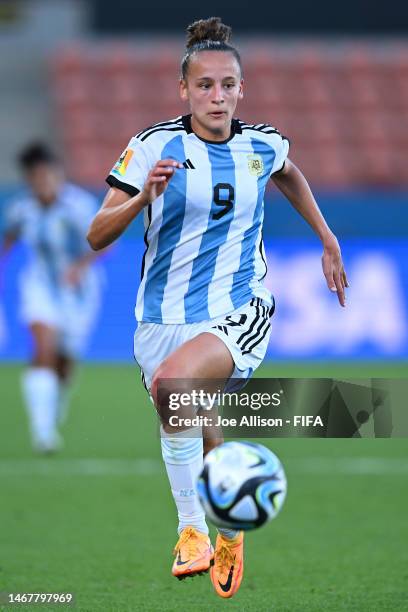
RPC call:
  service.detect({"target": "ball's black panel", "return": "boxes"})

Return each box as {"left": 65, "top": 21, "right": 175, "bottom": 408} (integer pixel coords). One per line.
{"left": 234, "top": 474, "right": 282, "bottom": 528}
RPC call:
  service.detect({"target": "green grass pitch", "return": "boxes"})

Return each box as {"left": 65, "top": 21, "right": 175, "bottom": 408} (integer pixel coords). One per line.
{"left": 1, "top": 362, "right": 407, "bottom": 611}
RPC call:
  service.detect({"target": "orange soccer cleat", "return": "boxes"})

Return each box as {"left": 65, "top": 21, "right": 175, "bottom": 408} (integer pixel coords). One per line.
{"left": 172, "top": 527, "right": 214, "bottom": 580}
{"left": 210, "top": 531, "right": 244, "bottom": 598}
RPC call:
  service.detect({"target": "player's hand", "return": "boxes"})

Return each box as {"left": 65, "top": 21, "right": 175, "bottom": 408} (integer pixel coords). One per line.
{"left": 142, "top": 159, "right": 183, "bottom": 204}
{"left": 321, "top": 234, "right": 349, "bottom": 307}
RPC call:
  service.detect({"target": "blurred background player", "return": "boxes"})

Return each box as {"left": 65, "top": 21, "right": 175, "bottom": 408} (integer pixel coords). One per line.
{"left": 0, "top": 142, "right": 102, "bottom": 453}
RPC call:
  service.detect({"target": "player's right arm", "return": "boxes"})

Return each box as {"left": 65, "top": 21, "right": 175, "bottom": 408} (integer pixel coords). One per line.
{"left": 87, "top": 159, "right": 182, "bottom": 251}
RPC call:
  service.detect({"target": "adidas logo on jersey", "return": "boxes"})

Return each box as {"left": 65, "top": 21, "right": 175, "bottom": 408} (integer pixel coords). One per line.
{"left": 182, "top": 159, "right": 195, "bottom": 169}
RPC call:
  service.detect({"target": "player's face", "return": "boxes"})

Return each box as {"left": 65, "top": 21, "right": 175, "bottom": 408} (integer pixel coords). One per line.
{"left": 25, "top": 163, "right": 63, "bottom": 206}
{"left": 180, "top": 51, "right": 243, "bottom": 141}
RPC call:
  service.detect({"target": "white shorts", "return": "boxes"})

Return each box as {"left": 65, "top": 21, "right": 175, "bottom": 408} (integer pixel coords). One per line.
{"left": 19, "top": 271, "right": 100, "bottom": 358}
{"left": 133, "top": 297, "right": 274, "bottom": 394}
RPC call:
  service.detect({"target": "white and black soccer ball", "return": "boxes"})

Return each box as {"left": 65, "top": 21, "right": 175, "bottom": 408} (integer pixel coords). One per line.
{"left": 197, "top": 441, "right": 287, "bottom": 531}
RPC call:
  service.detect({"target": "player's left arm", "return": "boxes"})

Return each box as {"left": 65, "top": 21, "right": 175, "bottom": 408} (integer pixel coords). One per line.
{"left": 272, "top": 158, "right": 349, "bottom": 307}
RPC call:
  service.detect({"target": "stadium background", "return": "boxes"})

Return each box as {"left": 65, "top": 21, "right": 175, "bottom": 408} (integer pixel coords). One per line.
{"left": 0, "top": 1, "right": 407, "bottom": 361}
{"left": 0, "top": 2, "right": 407, "bottom": 611}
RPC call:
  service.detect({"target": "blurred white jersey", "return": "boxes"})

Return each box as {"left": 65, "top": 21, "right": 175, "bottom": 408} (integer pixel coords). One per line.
{"left": 6, "top": 183, "right": 97, "bottom": 289}
{"left": 5, "top": 183, "right": 101, "bottom": 355}
{"left": 107, "top": 115, "right": 289, "bottom": 325}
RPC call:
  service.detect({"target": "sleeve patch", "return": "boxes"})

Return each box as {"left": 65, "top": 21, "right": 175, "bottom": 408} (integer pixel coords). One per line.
{"left": 112, "top": 149, "right": 134, "bottom": 177}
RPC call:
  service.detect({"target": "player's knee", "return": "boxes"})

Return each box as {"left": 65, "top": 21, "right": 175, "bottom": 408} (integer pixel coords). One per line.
{"left": 32, "top": 346, "right": 57, "bottom": 369}
{"left": 151, "top": 363, "right": 193, "bottom": 426}
{"left": 151, "top": 363, "right": 176, "bottom": 413}
{"left": 151, "top": 361, "right": 184, "bottom": 399}
{"left": 30, "top": 324, "right": 58, "bottom": 369}
{"left": 150, "top": 365, "right": 163, "bottom": 408}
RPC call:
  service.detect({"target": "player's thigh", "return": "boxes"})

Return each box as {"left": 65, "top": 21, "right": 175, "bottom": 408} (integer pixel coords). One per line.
{"left": 156, "top": 332, "right": 234, "bottom": 378}
{"left": 151, "top": 332, "right": 234, "bottom": 410}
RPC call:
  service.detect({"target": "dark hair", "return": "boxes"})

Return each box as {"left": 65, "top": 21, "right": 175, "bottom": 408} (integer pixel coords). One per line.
{"left": 18, "top": 142, "right": 58, "bottom": 171}
{"left": 181, "top": 17, "right": 242, "bottom": 79}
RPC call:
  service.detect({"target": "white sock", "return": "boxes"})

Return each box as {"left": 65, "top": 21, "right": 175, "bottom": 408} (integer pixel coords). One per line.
{"left": 160, "top": 426, "right": 208, "bottom": 536}
{"left": 21, "top": 367, "right": 59, "bottom": 448}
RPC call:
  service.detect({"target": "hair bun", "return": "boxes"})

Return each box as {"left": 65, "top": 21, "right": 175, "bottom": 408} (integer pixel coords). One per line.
{"left": 186, "top": 17, "right": 232, "bottom": 49}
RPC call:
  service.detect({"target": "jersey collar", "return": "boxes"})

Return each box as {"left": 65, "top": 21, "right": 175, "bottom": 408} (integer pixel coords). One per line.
{"left": 181, "top": 114, "right": 242, "bottom": 145}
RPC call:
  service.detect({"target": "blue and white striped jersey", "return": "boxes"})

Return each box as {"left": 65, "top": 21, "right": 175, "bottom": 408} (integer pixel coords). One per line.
{"left": 5, "top": 183, "right": 98, "bottom": 290}
{"left": 107, "top": 115, "right": 289, "bottom": 324}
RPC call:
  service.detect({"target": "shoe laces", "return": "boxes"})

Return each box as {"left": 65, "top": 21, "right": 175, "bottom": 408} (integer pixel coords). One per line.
{"left": 215, "top": 539, "right": 236, "bottom": 571}
{"left": 174, "top": 527, "right": 201, "bottom": 558}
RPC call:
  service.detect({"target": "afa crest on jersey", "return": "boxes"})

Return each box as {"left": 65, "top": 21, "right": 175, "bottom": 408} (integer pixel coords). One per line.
{"left": 112, "top": 149, "right": 134, "bottom": 176}
{"left": 247, "top": 154, "right": 264, "bottom": 177}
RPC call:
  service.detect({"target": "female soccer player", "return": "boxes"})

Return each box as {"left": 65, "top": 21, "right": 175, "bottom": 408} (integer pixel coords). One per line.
{"left": 88, "top": 17, "right": 348, "bottom": 598}
{"left": 1, "top": 143, "right": 102, "bottom": 453}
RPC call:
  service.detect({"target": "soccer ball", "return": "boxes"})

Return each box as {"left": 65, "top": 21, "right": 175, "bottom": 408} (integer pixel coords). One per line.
{"left": 197, "top": 441, "right": 287, "bottom": 531}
